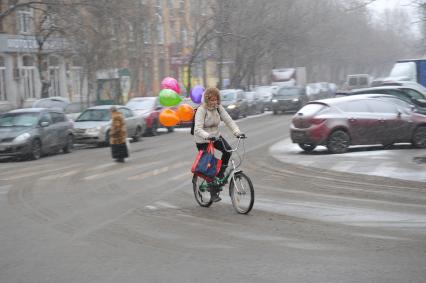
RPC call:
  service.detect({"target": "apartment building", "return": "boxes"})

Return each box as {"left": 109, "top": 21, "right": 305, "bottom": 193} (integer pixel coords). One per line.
{"left": 0, "top": 1, "right": 87, "bottom": 111}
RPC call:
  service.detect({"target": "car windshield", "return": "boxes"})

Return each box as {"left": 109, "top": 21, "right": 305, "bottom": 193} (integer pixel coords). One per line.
{"left": 126, "top": 98, "right": 155, "bottom": 110}
{"left": 76, "top": 109, "right": 111, "bottom": 122}
{"left": 0, "top": 113, "right": 39, "bottom": 127}
{"left": 245, "top": 92, "right": 255, "bottom": 100}
{"left": 220, "top": 92, "right": 236, "bottom": 101}
{"left": 255, "top": 86, "right": 275, "bottom": 93}
{"left": 276, "top": 88, "right": 300, "bottom": 97}
{"left": 401, "top": 89, "right": 425, "bottom": 100}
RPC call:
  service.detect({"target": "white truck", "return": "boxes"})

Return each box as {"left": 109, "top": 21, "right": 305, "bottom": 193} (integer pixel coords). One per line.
{"left": 271, "top": 67, "right": 307, "bottom": 87}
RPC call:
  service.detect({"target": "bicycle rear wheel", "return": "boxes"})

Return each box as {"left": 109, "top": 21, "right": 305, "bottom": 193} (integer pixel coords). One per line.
{"left": 192, "top": 175, "right": 213, "bottom": 207}
{"left": 229, "top": 172, "right": 254, "bottom": 214}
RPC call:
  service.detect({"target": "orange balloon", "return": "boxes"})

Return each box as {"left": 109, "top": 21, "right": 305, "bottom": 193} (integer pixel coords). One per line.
{"left": 176, "top": 104, "right": 194, "bottom": 122}
{"left": 159, "top": 109, "right": 180, "bottom": 127}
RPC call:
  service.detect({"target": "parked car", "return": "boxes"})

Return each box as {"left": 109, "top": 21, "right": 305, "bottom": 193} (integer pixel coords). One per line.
{"left": 245, "top": 91, "right": 265, "bottom": 115}
{"left": 379, "top": 80, "right": 426, "bottom": 95}
{"left": 32, "top": 97, "right": 82, "bottom": 121}
{"left": 73, "top": 105, "right": 145, "bottom": 145}
{"left": 254, "top": 86, "right": 277, "bottom": 110}
{"left": 219, "top": 89, "right": 249, "bottom": 119}
{"left": 0, "top": 108, "right": 74, "bottom": 160}
{"left": 126, "top": 97, "right": 174, "bottom": 135}
{"left": 350, "top": 86, "right": 426, "bottom": 114}
{"left": 271, "top": 86, "right": 308, "bottom": 114}
{"left": 290, "top": 94, "right": 426, "bottom": 153}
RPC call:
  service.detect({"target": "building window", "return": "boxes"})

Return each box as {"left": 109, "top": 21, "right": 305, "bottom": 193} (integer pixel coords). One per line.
{"left": 18, "top": 7, "right": 33, "bottom": 34}
{"left": 21, "top": 55, "right": 36, "bottom": 99}
{"left": 181, "top": 26, "right": 188, "bottom": 46}
{"left": 0, "top": 57, "right": 6, "bottom": 100}
{"left": 179, "top": 0, "right": 185, "bottom": 14}
{"left": 158, "top": 58, "right": 165, "bottom": 80}
{"left": 143, "top": 22, "right": 151, "bottom": 44}
{"left": 156, "top": 14, "right": 164, "bottom": 44}
{"left": 68, "top": 57, "right": 83, "bottom": 98}
{"left": 143, "top": 59, "right": 152, "bottom": 96}
{"left": 48, "top": 56, "right": 61, "bottom": 97}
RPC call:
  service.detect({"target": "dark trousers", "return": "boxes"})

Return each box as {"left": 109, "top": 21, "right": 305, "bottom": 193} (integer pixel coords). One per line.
{"left": 196, "top": 136, "right": 232, "bottom": 168}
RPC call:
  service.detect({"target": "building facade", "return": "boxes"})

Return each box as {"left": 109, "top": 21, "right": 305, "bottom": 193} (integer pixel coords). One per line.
{"left": 0, "top": 1, "right": 88, "bottom": 112}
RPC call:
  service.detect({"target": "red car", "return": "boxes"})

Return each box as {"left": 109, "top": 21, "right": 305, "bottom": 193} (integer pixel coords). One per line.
{"left": 126, "top": 97, "right": 174, "bottom": 136}
{"left": 290, "top": 94, "right": 426, "bottom": 153}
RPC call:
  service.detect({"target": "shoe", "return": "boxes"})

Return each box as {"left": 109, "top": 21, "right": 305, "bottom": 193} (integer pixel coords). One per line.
{"left": 115, "top": 158, "right": 125, "bottom": 163}
{"left": 211, "top": 193, "right": 222, "bottom": 202}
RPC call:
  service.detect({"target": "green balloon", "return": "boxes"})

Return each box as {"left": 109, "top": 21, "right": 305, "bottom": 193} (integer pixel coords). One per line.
{"left": 159, "top": 89, "right": 182, "bottom": 107}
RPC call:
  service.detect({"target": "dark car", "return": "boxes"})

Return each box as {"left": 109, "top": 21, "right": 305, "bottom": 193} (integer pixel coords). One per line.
{"left": 126, "top": 97, "right": 173, "bottom": 135}
{"left": 220, "top": 89, "right": 249, "bottom": 119}
{"left": 290, "top": 94, "right": 426, "bottom": 153}
{"left": 350, "top": 86, "right": 426, "bottom": 114}
{"left": 0, "top": 108, "right": 74, "bottom": 160}
{"left": 271, "top": 86, "right": 308, "bottom": 114}
{"left": 245, "top": 91, "right": 265, "bottom": 115}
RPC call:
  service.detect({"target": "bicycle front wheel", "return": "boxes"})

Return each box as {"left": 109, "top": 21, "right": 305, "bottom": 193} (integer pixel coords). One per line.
{"left": 192, "top": 175, "right": 213, "bottom": 207}
{"left": 229, "top": 172, "right": 254, "bottom": 214}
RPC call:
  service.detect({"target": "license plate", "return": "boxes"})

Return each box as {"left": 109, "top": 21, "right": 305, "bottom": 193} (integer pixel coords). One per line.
{"left": 292, "top": 131, "right": 305, "bottom": 140}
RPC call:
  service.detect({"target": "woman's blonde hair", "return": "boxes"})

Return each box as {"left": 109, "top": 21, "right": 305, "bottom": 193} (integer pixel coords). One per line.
{"left": 203, "top": 87, "right": 221, "bottom": 104}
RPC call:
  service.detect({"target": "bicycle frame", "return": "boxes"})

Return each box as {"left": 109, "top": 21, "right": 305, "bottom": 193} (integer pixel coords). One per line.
{"left": 205, "top": 136, "right": 246, "bottom": 189}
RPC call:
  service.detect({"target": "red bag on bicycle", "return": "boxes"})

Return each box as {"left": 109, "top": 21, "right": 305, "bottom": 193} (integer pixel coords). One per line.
{"left": 191, "top": 142, "right": 222, "bottom": 182}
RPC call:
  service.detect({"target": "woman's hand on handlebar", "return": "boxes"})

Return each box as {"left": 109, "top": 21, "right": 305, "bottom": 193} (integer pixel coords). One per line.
{"left": 237, "top": 133, "right": 247, "bottom": 139}
{"left": 207, "top": 136, "right": 218, "bottom": 142}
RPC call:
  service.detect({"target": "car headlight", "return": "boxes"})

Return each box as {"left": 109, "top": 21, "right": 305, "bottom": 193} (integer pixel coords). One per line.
{"left": 86, "top": 127, "right": 101, "bottom": 135}
{"left": 272, "top": 99, "right": 278, "bottom": 103}
{"left": 13, "top": 133, "right": 31, "bottom": 144}
{"left": 227, "top": 104, "right": 236, "bottom": 110}
{"left": 292, "top": 98, "right": 299, "bottom": 102}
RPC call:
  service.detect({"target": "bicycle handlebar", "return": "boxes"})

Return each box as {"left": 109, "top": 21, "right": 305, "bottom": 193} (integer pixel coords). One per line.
{"left": 205, "top": 135, "right": 246, "bottom": 153}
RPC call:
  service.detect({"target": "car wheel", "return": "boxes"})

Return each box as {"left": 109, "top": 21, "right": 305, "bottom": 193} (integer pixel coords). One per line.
{"left": 298, "top": 143, "right": 316, "bottom": 152}
{"left": 261, "top": 107, "right": 265, "bottom": 114}
{"left": 63, "top": 135, "right": 74, "bottom": 153}
{"left": 327, "top": 130, "right": 350, "bottom": 154}
{"left": 30, "top": 139, "right": 42, "bottom": 160}
{"left": 273, "top": 110, "right": 277, "bottom": 115}
{"left": 167, "top": 126, "right": 174, "bottom": 133}
{"left": 133, "top": 126, "right": 142, "bottom": 142}
{"left": 412, "top": 126, "right": 426, "bottom": 148}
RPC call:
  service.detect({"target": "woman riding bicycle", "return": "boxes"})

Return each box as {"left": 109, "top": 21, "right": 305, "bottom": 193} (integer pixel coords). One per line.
{"left": 194, "top": 87, "right": 245, "bottom": 202}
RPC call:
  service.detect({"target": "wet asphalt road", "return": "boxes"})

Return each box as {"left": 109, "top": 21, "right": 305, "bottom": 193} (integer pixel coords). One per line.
{"left": 0, "top": 113, "right": 425, "bottom": 283}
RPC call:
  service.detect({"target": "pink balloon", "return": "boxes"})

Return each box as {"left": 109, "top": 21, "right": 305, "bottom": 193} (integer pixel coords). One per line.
{"left": 161, "top": 77, "right": 181, "bottom": 94}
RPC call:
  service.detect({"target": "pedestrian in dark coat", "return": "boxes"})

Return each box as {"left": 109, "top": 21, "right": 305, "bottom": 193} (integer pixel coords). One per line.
{"left": 110, "top": 106, "right": 128, "bottom": 163}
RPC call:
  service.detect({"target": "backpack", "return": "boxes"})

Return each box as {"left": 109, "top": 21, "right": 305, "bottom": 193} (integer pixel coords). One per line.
{"left": 190, "top": 107, "right": 220, "bottom": 135}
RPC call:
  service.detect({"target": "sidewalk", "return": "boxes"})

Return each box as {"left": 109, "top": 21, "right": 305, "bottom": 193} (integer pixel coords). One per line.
{"left": 270, "top": 139, "right": 426, "bottom": 183}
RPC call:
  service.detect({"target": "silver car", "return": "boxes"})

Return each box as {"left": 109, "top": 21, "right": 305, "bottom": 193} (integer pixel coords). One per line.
{"left": 73, "top": 105, "right": 145, "bottom": 146}
{"left": 0, "top": 108, "right": 74, "bottom": 160}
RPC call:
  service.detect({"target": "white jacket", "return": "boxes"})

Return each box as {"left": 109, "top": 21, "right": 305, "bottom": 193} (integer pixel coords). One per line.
{"left": 194, "top": 104, "right": 241, "bottom": 144}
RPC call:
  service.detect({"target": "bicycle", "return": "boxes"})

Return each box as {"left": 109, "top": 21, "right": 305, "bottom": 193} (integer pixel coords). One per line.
{"left": 192, "top": 136, "right": 255, "bottom": 214}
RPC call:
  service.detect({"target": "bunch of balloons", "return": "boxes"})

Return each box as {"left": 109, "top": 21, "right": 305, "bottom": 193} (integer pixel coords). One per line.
{"left": 159, "top": 77, "right": 201, "bottom": 127}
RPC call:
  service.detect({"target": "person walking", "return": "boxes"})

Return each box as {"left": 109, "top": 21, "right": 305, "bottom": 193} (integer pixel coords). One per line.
{"left": 110, "top": 106, "right": 128, "bottom": 163}
{"left": 193, "top": 87, "right": 245, "bottom": 202}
